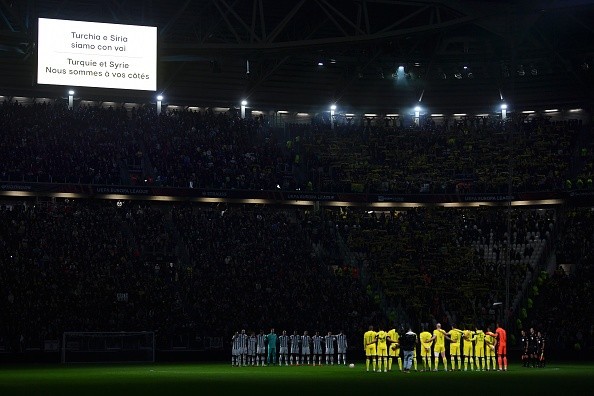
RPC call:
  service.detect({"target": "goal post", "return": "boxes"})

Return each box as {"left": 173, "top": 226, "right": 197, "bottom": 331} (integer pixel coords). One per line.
{"left": 61, "top": 331, "right": 155, "bottom": 363}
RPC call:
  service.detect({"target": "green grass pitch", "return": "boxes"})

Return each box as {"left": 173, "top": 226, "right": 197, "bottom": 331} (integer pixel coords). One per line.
{"left": 0, "top": 362, "right": 593, "bottom": 396}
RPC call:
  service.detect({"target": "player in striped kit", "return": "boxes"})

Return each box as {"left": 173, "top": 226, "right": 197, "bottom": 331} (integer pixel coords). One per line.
{"left": 256, "top": 330, "right": 267, "bottom": 366}
{"left": 301, "top": 331, "right": 312, "bottom": 365}
{"left": 324, "top": 331, "right": 337, "bottom": 365}
{"left": 312, "top": 331, "right": 323, "bottom": 365}
{"left": 231, "top": 331, "right": 242, "bottom": 367}
{"left": 278, "top": 330, "right": 290, "bottom": 366}
{"left": 247, "top": 331, "right": 257, "bottom": 366}
{"left": 336, "top": 331, "right": 348, "bottom": 365}
{"left": 239, "top": 329, "right": 249, "bottom": 366}
{"left": 290, "top": 331, "right": 301, "bottom": 365}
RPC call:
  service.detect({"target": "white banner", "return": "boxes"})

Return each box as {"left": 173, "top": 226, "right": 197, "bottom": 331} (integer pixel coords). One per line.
{"left": 37, "top": 18, "right": 157, "bottom": 91}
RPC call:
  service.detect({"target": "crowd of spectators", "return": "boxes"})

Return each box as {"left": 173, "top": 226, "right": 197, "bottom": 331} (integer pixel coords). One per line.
{"left": 0, "top": 101, "right": 132, "bottom": 184}
{"left": 0, "top": 200, "right": 184, "bottom": 352}
{"left": 321, "top": 207, "right": 555, "bottom": 330}
{"left": 172, "top": 204, "right": 377, "bottom": 338}
{"left": 1, "top": 100, "right": 591, "bottom": 196}
{"left": 299, "top": 115, "right": 581, "bottom": 194}
{"left": 136, "top": 108, "right": 296, "bottom": 189}
{"left": 0, "top": 200, "right": 380, "bottom": 352}
{"left": 526, "top": 208, "right": 594, "bottom": 357}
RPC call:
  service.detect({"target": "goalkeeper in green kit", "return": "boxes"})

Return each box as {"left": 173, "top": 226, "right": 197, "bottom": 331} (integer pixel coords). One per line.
{"left": 267, "top": 328, "right": 278, "bottom": 365}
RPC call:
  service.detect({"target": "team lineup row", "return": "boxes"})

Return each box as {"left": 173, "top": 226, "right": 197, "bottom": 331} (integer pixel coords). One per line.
{"left": 363, "top": 323, "right": 509, "bottom": 373}
{"left": 231, "top": 329, "right": 348, "bottom": 367}
{"left": 230, "top": 322, "right": 509, "bottom": 372}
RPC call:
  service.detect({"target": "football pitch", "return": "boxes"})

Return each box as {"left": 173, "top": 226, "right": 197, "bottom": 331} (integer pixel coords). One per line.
{"left": 0, "top": 362, "right": 593, "bottom": 396}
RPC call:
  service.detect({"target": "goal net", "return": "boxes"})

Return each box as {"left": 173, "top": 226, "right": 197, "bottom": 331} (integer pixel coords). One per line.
{"left": 62, "top": 331, "right": 155, "bottom": 363}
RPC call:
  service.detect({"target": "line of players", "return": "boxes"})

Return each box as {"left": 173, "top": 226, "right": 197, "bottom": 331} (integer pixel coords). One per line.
{"left": 232, "top": 329, "right": 348, "bottom": 367}
{"left": 520, "top": 327, "right": 546, "bottom": 368}
{"left": 363, "top": 322, "right": 508, "bottom": 372}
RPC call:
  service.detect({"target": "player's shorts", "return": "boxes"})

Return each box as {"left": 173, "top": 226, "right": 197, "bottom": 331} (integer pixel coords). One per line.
{"left": 497, "top": 343, "right": 507, "bottom": 355}
{"left": 434, "top": 344, "right": 445, "bottom": 354}
{"left": 486, "top": 345, "right": 495, "bottom": 356}
{"left": 257, "top": 347, "right": 266, "bottom": 354}
{"left": 291, "top": 348, "right": 300, "bottom": 354}
{"left": 302, "top": 347, "right": 311, "bottom": 355}
{"left": 232, "top": 348, "right": 239, "bottom": 356}
{"left": 377, "top": 346, "right": 388, "bottom": 357}
{"left": 475, "top": 345, "right": 485, "bottom": 357}
{"left": 240, "top": 347, "right": 247, "bottom": 355}
{"left": 325, "top": 348, "right": 335, "bottom": 355}
{"left": 248, "top": 349, "right": 256, "bottom": 356}
{"left": 313, "top": 348, "right": 323, "bottom": 355}
{"left": 365, "top": 345, "right": 377, "bottom": 357}
{"left": 337, "top": 347, "right": 347, "bottom": 354}
{"left": 279, "top": 347, "right": 288, "bottom": 354}
{"left": 450, "top": 344, "right": 460, "bottom": 356}
{"left": 389, "top": 346, "right": 400, "bottom": 357}
{"left": 463, "top": 345, "right": 473, "bottom": 356}
{"left": 421, "top": 345, "right": 432, "bottom": 357}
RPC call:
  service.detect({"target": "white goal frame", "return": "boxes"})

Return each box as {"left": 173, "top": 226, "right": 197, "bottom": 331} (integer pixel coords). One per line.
{"left": 61, "top": 331, "right": 155, "bottom": 363}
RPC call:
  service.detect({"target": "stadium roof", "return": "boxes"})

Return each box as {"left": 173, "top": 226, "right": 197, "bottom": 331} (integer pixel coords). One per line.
{"left": 1, "top": 0, "right": 594, "bottom": 113}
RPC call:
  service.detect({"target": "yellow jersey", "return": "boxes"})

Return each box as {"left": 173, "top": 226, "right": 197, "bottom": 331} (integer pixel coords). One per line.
{"left": 420, "top": 331, "right": 433, "bottom": 348}
{"left": 376, "top": 331, "right": 388, "bottom": 347}
{"left": 433, "top": 329, "right": 446, "bottom": 346}
{"left": 474, "top": 330, "right": 485, "bottom": 346}
{"left": 364, "top": 330, "right": 377, "bottom": 347}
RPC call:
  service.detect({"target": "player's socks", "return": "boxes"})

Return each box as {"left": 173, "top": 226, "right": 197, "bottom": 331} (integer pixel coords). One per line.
{"left": 383, "top": 357, "right": 387, "bottom": 371}
{"left": 434, "top": 357, "right": 439, "bottom": 370}
{"left": 464, "top": 357, "right": 468, "bottom": 371}
{"left": 443, "top": 357, "right": 447, "bottom": 371}
{"left": 451, "top": 357, "right": 455, "bottom": 370}
{"left": 413, "top": 357, "right": 417, "bottom": 371}
{"left": 398, "top": 357, "right": 403, "bottom": 371}
{"left": 503, "top": 356, "right": 507, "bottom": 370}
{"left": 373, "top": 358, "right": 377, "bottom": 371}
{"left": 331, "top": 356, "right": 334, "bottom": 365}
{"left": 366, "top": 358, "right": 370, "bottom": 371}
{"left": 387, "top": 358, "right": 392, "bottom": 371}
{"left": 497, "top": 356, "right": 502, "bottom": 370}
{"left": 470, "top": 357, "right": 474, "bottom": 371}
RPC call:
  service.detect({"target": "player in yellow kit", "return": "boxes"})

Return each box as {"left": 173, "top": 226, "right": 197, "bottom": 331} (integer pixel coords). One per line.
{"left": 445, "top": 326, "right": 463, "bottom": 371}
{"left": 462, "top": 329, "right": 475, "bottom": 371}
{"left": 430, "top": 323, "right": 448, "bottom": 371}
{"left": 419, "top": 324, "right": 433, "bottom": 371}
{"left": 484, "top": 326, "right": 497, "bottom": 371}
{"left": 364, "top": 325, "right": 377, "bottom": 372}
{"left": 474, "top": 327, "right": 486, "bottom": 371}
{"left": 387, "top": 327, "right": 402, "bottom": 372}
{"left": 376, "top": 326, "right": 389, "bottom": 372}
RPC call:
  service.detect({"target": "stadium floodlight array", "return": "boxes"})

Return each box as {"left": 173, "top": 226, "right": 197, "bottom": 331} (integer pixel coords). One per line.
{"left": 62, "top": 331, "right": 155, "bottom": 364}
